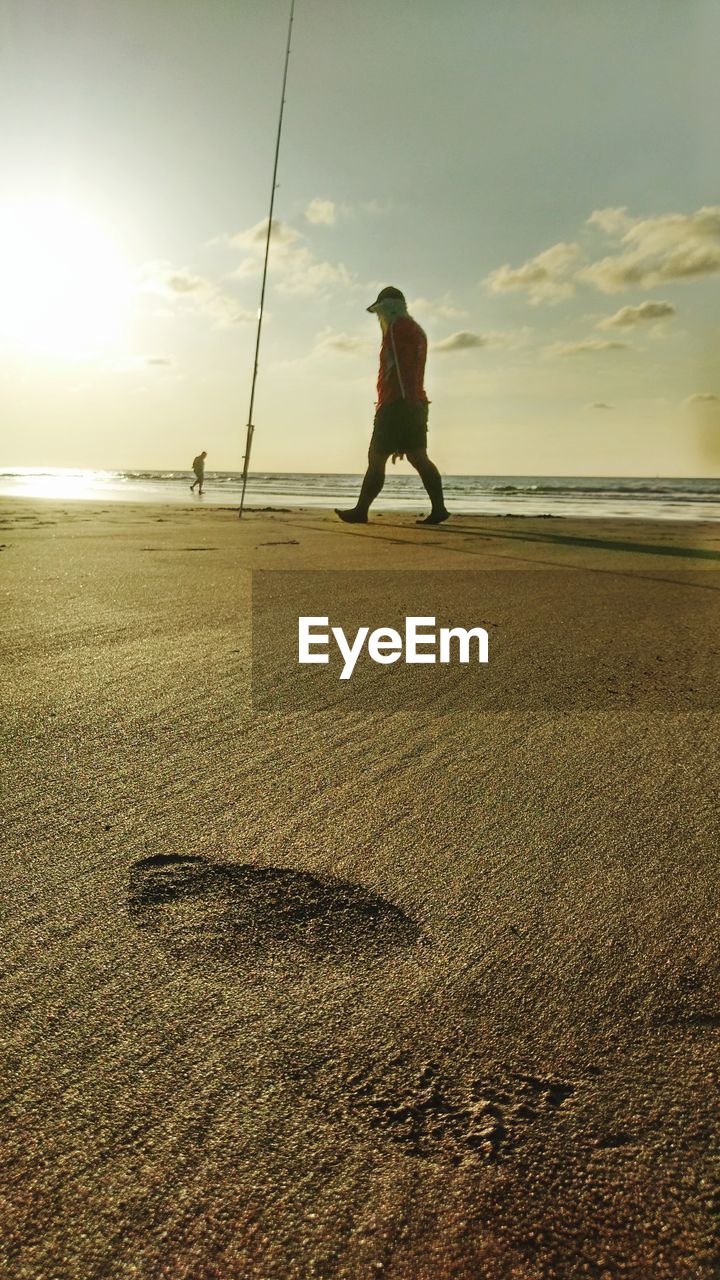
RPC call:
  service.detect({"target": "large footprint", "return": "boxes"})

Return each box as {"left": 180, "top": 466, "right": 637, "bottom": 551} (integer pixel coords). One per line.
{"left": 128, "top": 854, "right": 421, "bottom": 964}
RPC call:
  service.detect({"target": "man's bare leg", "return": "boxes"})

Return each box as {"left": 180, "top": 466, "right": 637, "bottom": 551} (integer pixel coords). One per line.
{"left": 406, "top": 447, "right": 450, "bottom": 524}
{"left": 336, "top": 448, "right": 390, "bottom": 523}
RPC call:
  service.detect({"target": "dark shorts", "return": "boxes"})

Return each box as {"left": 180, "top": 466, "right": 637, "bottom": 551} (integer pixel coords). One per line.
{"left": 370, "top": 400, "right": 428, "bottom": 455}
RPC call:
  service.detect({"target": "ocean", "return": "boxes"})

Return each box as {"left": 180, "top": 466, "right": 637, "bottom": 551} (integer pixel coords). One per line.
{"left": 1, "top": 468, "right": 719, "bottom": 521}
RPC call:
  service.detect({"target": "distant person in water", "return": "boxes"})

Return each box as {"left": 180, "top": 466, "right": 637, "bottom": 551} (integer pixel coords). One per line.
{"left": 190, "top": 451, "right": 207, "bottom": 495}
{"left": 335, "top": 287, "right": 449, "bottom": 526}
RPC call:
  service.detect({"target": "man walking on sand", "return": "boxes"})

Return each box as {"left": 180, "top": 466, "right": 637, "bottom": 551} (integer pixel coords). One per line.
{"left": 336, "top": 286, "right": 449, "bottom": 526}
{"left": 190, "top": 450, "right": 207, "bottom": 495}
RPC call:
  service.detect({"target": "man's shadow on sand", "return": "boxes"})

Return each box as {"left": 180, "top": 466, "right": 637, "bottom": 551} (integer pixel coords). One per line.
{"left": 448, "top": 523, "right": 720, "bottom": 562}
{"left": 378, "top": 518, "right": 720, "bottom": 564}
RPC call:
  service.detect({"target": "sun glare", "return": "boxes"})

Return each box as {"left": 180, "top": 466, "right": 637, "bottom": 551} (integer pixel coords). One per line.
{"left": 0, "top": 197, "right": 132, "bottom": 359}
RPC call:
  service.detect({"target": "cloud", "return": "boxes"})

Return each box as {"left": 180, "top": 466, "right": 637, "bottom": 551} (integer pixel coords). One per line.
{"left": 580, "top": 206, "right": 720, "bottom": 293}
{"left": 164, "top": 270, "right": 205, "bottom": 294}
{"left": 228, "top": 219, "right": 301, "bottom": 251}
{"left": 313, "top": 330, "right": 371, "bottom": 355}
{"left": 201, "top": 294, "right": 257, "bottom": 326}
{"left": 586, "top": 207, "right": 634, "bottom": 236}
{"left": 622, "top": 207, "right": 720, "bottom": 255}
{"left": 279, "top": 256, "right": 353, "bottom": 295}
{"left": 409, "top": 294, "right": 467, "bottom": 321}
{"left": 305, "top": 199, "right": 337, "bottom": 226}
{"left": 587, "top": 401, "right": 615, "bottom": 410}
{"left": 228, "top": 257, "right": 263, "bottom": 281}
{"left": 580, "top": 248, "right": 720, "bottom": 292}
{"left": 225, "top": 218, "right": 300, "bottom": 279}
{"left": 485, "top": 205, "right": 720, "bottom": 306}
{"left": 484, "top": 242, "right": 581, "bottom": 304}
{"left": 599, "top": 301, "right": 676, "bottom": 328}
{"left": 227, "top": 217, "right": 354, "bottom": 296}
{"left": 303, "top": 197, "right": 388, "bottom": 225}
{"left": 137, "top": 261, "right": 255, "bottom": 327}
{"left": 432, "top": 331, "right": 499, "bottom": 352}
{"left": 546, "top": 338, "right": 629, "bottom": 357}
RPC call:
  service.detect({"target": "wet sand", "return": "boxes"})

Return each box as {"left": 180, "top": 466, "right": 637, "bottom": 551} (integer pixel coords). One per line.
{"left": 2, "top": 498, "right": 720, "bottom": 1279}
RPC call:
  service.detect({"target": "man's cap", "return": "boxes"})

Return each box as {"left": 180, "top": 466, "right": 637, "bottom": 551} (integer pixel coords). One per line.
{"left": 367, "top": 285, "right": 405, "bottom": 313}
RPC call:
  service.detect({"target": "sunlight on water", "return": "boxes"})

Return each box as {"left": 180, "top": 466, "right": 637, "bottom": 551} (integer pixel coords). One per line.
{"left": 1, "top": 469, "right": 719, "bottom": 520}
{"left": 6, "top": 469, "right": 122, "bottom": 501}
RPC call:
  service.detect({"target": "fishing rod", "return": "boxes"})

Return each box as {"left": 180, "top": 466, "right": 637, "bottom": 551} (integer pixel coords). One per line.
{"left": 238, "top": 0, "right": 296, "bottom": 518}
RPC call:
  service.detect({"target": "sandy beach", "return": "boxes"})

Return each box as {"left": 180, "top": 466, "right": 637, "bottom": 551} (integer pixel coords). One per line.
{"left": 2, "top": 498, "right": 720, "bottom": 1280}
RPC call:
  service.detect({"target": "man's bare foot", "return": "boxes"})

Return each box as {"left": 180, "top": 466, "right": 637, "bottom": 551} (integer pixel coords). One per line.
{"left": 335, "top": 509, "right": 368, "bottom": 524}
{"left": 416, "top": 509, "right": 450, "bottom": 525}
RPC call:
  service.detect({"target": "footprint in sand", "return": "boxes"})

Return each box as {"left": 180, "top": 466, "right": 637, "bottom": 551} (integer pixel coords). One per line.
{"left": 128, "top": 854, "right": 421, "bottom": 965}
{"left": 343, "top": 1059, "right": 578, "bottom": 1165}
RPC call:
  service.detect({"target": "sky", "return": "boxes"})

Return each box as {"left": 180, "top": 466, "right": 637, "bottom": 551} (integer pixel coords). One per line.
{"left": 1, "top": 0, "right": 718, "bottom": 476}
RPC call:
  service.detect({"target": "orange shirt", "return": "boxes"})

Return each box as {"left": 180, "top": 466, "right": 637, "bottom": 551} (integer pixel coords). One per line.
{"left": 377, "top": 316, "right": 428, "bottom": 407}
